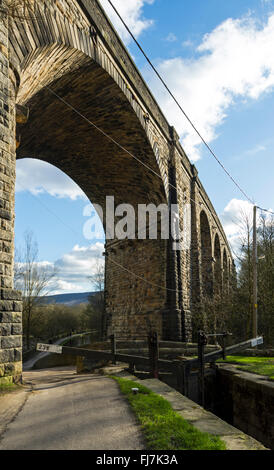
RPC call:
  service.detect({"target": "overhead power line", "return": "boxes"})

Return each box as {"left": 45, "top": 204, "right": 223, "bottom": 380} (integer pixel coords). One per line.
{"left": 106, "top": 0, "right": 255, "bottom": 205}
{"left": 257, "top": 206, "right": 274, "bottom": 216}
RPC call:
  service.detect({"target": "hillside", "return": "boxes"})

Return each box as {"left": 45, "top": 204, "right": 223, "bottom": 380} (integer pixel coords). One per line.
{"left": 42, "top": 292, "right": 96, "bottom": 306}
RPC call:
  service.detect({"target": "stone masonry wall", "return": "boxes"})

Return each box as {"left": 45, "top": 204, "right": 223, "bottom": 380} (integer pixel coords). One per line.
{"left": 0, "top": 0, "right": 233, "bottom": 381}
{"left": 0, "top": 1, "right": 22, "bottom": 385}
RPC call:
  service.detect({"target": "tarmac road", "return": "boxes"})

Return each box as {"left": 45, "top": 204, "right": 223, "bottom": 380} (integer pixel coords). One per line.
{"left": 0, "top": 367, "right": 145, "bottom": 450}
{"left": 23, "top": 334, "right": 83, "bottom": 370}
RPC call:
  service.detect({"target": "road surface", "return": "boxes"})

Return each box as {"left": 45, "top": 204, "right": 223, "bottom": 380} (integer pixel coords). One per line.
{"left": 23, "top": 334, "right": 83, "bottom": 370}
{"left": 0, "top": 367, "right": 145, "bottom": 450}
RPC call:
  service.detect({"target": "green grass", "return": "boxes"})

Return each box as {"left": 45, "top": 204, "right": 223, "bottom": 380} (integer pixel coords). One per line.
{"left": 0, "top": 382, "right": 22, "bottom": 395}
{"left": 111, "top": 376, "right": 226, "bottom": 451}
{"left": 218, "top": 356, "right": 274, "bottom": 381}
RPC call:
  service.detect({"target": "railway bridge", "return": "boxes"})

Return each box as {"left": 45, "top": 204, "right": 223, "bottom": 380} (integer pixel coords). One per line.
{"left": 0, "top": 0, "right": 234, "bottom": 383}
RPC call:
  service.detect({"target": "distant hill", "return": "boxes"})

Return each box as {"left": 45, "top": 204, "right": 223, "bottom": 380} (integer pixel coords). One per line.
{"left": 42, "top": 292, "right": 96, "bottom": 306}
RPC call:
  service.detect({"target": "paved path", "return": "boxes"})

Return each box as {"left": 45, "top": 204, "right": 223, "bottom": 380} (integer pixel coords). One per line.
{"left": 23, "top": 334, "right": 82, "bottom": 370}
{"left": 0, "top": 367, "right": 145, "bottom": 450}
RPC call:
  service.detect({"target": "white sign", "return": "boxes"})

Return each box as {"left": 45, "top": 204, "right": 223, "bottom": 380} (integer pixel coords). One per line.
{"left": 36, "top": 343, "right": 63, "bottom": 354}
{"left": 251, "top": 337, "right": 264, "bottom": 347}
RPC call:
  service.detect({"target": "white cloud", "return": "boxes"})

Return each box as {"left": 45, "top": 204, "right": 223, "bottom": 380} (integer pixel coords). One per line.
{"left": 221, "top": 198, "right": 254, "bottom": 244}
{"left": 220, "top": 198, "right": 271, "bottom": 256}
{"left": 144, "top": 14, "right": 274, "bottom": 161}
{"left": 16, "top": 159, "right": 87, "bottom": 200}
{"left": 165, "top": 33, "right": 177, "bottom": 43}
{"left": 99, "top": 0, "right": 155, "bottom": 45}
{"left": 182, "top": 39, "right": 194, "bottom": 48}
{"left": 51, "top": 242, "right": 105, "bottom": 294}
{"left": 53, "top": 279, "right": 83, "bottom": 293}
{"left": 221, "top": 198, "right": 274, "bottom": 265}
{"left": 244, "top": 144, "right": 267, "bottom": 156}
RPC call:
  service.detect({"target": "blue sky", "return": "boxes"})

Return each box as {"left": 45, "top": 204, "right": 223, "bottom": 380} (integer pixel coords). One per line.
{"left": 15, "top": 0, "right": 274, "bottom": 293}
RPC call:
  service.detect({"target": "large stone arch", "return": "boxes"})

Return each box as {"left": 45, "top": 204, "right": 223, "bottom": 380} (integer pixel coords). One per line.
{"left": 9, "top": 2, "right": 172, "bottom": 342}
{"left": 0, "top": 0, "right": 236, "bottom": 384}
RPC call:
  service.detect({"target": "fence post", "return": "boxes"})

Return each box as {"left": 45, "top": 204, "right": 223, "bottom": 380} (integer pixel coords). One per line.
{"left": 148, "top": 331, "right": 159, "bottom": 378}
{"left": 173, "top": 360, "right": 183, "bottom": 393}
{"left": 110, "top": 334, "right": 116, "bottom": 365}
{"left": 221, "top": 332, "right": 231, "bottom": 360}
{"left": 198, "top": 330, "right": 207, "bottom": 408}
{"left": 183, "top": 362, "right": 191, "bottom": 397}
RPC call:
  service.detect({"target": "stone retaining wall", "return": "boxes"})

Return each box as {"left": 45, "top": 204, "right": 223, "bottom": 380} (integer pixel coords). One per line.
{"left": 216, "top": 364, "right": 274, "bottom": 450}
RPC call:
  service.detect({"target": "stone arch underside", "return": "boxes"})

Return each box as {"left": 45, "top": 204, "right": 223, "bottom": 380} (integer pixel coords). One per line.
{"left": 0, "top": 0, "right": 237, "bottom": 388}
{"left": 16, "top": 55, "right": 169, "bottom": 339}
{"left": 7, "top": 0, "right": 173, "bottom": 340}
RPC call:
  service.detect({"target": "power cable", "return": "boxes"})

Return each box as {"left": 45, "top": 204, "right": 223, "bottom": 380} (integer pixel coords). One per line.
{"left": 16, "top": 164, "right": 183, "bottom": 293}
{"left": 257, "top": 206, "right": 274, "bottom": 216}
{"left": 17, "top": 80, "right": 254, "bottom": 292}
{"left": 106, "top": 0, "right": 256, "bottom": 205}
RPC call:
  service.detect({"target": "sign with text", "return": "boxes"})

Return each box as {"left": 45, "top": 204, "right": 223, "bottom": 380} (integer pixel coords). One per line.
{"left": 36, "top": 343, "right": 63, "bottom": 354}
{"left": 251, "top": 337, "right": 264, "bottom": 347}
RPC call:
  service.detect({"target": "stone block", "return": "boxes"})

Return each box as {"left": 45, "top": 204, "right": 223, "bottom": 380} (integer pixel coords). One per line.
{"left": 0, "top": 348, "right": 14, "bottom": 362}
{"left": 11, "top": 323, "right": 22, "bottom": 335}
{"left": 1, "top": 335, "right": 21, "bottom": 349}
{"left": 0, "top": 299, "right": 13, "bottom": 311}
{"left": 0, "top": 312, "right": 21, "bottom": 323}
{"left": 0, "top": 322, "right": 10, "bottom": 335}
{"left": 14, "top": 348, "right": 22, "bottom": 361}
{"left": 4, "top": 362, "right": 17, "bottom": 376}
{"left": 1, "top": 288, "right": 22, "bottom": 300}
{"left": 1, "top": 275, "right": 12, "bottom": 288}
{"left": 13, "top": 300, "right": 22, "bottom": 312}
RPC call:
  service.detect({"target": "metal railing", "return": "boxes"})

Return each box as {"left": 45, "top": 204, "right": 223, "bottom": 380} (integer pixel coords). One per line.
{"left": 37, "top": 332, "right": 263, "bottom": 408}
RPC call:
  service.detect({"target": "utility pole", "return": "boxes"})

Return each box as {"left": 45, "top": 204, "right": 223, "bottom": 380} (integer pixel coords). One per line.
{"left": 253, "top": 205, "right": 258, "bottom": 339}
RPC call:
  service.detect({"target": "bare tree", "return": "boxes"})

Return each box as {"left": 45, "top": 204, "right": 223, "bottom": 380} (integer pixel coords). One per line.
{"left": 88, "top": 256, "right": 105, "bottom": 311}
{"left": 235, "top": 209, "right": 255, "bottom": 339}
{"left": 85, "top": 256, "right": 105, "bottom": 339}
{"left": 15, "top": 230, "right": 56, "bottom": 350}
{"left": 227, "top": 210, "right": 274, "bottom": 345}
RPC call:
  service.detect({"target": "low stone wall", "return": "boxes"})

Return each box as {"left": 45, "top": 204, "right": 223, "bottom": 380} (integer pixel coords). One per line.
{"left": 216, "top": 364, "right": 274, "bottom": 450}
{"left": 32, "top": 353, "right": 77, "bottom": 370}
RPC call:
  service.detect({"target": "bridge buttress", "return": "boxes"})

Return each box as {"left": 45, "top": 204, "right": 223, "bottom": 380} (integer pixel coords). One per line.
{"left": 163, "top": 127, "right": 193, "bottom": 342}
{"left": 0, "top": 1, "right": 23, "bottom": 385}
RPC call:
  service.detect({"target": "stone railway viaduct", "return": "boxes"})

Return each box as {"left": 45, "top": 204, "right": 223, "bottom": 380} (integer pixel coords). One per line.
{"left": 0, "top": 0, "right": 234, "bottom": 383}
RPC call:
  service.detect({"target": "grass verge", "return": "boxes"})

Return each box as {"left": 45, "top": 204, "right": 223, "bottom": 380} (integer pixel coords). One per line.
{"left": 217, "top": 356, "right": 274, "bottom": 381}
{"left": 111, "top": 376, "right": 226, "bottom": 450}
{"left": 0, "top": 382, "right": 22, "bottom": 396}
